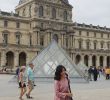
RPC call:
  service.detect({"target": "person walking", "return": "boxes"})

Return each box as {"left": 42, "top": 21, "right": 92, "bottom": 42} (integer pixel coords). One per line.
{"left": 18, "top": 66, "right": 27, "bottom": 100}
{"left": 54, "top": 65, "right": 73, "bottom": 100}
{"left": 26, "top": 63, "right": 35, "bottom": 99}
{"left": 88, "top": 66, "right": 93, "bottom": 81}
{"left": 105, "top": 66, "right": 110, "bottom": 80}
{"left": 93, "top": 67, "right": 98, "bottom": 81}
{"left": 16, "top": 66, "right": 20, "bottom": 83}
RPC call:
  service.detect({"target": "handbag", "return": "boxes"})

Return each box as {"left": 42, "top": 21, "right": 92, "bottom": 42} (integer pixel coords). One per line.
{"left": 66, "top": 74, "right": 73, "bottom": 100}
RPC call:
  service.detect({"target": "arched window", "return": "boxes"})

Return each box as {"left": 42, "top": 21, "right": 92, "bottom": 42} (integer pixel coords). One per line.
{"left": 39, "top": 6, "right": 43, "bottom": 17}
{"left": 6, "top": 51, "right": 14, "bottom": 68}
{"left": 53, "top": 34, "right": 58, "bottom": 42}
{"left": 2, "top": 30, "right": 9, "bottom": 45}
{"left": 94, "top": 42, "right": 97, "bottom": 50}
{"left": 52, "top": 8, "right": 56, "bottom": 19}
{"left": 84, "top": 55, "right": 89, "bottom": 66}
{"left": 101, "top": 42, "right": 104, "bottom": 49}
{"left": 19, "top": 52, "right": 26, "bottom": 66}
{"left": 40, "top": 35, "right": 44, "bottom": 46}
{"left": 92, "top": 55, "right": 96, "bottom": 66}
{"left": 75, "top": 55, "right": 81, "bottom": 64}
{"left": 63, "top": 11, "right": 67, "bottom": 21}
{"left": 3, "top": 34, "right": 8, "bottom": 45}
{"left": 86, "top": 41, "right": 90, "bottom": 50}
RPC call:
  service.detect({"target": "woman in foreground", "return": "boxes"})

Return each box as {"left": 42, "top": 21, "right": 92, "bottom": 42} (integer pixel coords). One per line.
{"left": 54, "top": 65, "right": 73, "bottom": 100}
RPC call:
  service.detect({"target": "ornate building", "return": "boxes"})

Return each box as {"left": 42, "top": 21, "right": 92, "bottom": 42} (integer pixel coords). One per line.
{"left": 0, "top": 0, "right": 110, "bottom": 69}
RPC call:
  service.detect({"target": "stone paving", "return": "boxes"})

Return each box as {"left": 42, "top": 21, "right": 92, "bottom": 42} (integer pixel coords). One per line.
{"left": 0, "top": 75, "right": 110, "bottom": 100}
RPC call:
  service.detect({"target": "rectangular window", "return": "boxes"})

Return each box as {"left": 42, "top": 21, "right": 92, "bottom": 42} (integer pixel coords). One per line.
{"left": 87, "top": 32, "right": 89, "bottom": 36}
{"left": 16, "top": 22, "right": 20, "bottom": 28}
{"left": 107, "top": 43, "right": 110, "bottom": 50}
{"left": 17, "top": 11, "right": 19, "bottom": 16}
{"left": 16, "top": 35, "right": 20, "bottom": 45}
{"left": 30, "top": 23, "right": 31, "bottom": 28}
{"left": 87, "top": 42, "right": 90, "bottom": 49}
{"left": 3, "top": 34, "right": 8, "bottom": 44}
{"left": 101, "top": 33, "right": 103, "bottom": 38}
{"left": 94, "top": 42, "right": 96, "bottom": 50}
{"left": 41, "top": 23, "right": 43, "bottom": 29}
{"left": 79, "top": 41, "right": 82, "bottom": 49}
{"left": 94, "top": 32, "right": 96, "bottom": 37}
{"left": 79, "top": 31, "right": 82, "bottom": 36}
{"left": 108, "top": 34, "right": 109, "bottom": 38}
{"left": 30, "top": 35, "right": 32, "bottom": 46}
{"left": 4, "top": 20, "right": 8, "bottom": 28}
{"left": 40, "top": 36, "right": 44, "bottom": 46}
{"left": 101, "top": 42, "right": 103, "bottom": 48}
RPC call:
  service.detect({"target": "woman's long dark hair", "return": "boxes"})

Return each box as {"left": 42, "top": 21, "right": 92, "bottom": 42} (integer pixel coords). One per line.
{"left": 54, "top": 65, "right": 66, "bottom": 81}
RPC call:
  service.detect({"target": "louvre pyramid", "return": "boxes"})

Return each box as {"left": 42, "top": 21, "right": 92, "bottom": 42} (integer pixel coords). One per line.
{"left": 77, "top": 61, "right": 89, "bottom": 79}
{"left": 28, "top": 40, "right": 88, "bottom": 82}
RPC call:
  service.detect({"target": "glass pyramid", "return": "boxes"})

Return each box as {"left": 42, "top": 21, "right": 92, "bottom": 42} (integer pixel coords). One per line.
{"left": 27, "top": 40, "right": 88, "bottom": 82}
{"left": 77, "top": 61, "right": 89, "bottom": 79}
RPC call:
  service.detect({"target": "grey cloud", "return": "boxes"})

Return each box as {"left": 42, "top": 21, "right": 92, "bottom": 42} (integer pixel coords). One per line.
{"left": 0, "top": 0, "right": 110, "bottom": 27}
{"left": 69, "top": 0, "right": 110, "bottom": 27}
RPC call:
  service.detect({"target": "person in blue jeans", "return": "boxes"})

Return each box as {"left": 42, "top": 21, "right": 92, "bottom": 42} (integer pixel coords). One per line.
{"left": 26, "top": 63, "right": 35, "bottom": 99}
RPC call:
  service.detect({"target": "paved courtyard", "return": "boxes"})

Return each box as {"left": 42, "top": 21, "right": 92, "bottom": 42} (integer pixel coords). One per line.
{"left": 0, "top": 75, "right": 110, "bottom": 100}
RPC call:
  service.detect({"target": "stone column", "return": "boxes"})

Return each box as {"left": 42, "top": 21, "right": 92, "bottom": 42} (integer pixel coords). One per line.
{"left": 38, "top": 31, "right": 40, "bottom": 45}
{"left": 47, "top": 32, "right": 50, "bottom": 44}
{"left": 72, "top": 53, "right": 75, "bottom": 61}
{"left": 63, "top": 34, "right": 65, "bottom": 47}
{"left": 1, "top": 50, "right": 6, "bottom": 67}
{"left": 68, "top": 36, "right": 70, "bottom": 48}
{"left": 104, "top": 56, "right": 107, "bottom": 67}
{"left": 63, "top": 34, "right": 66, "bottom": 48}
{"left": 32, "top": 32, "right": 36, "bottom": 46}
{"left": 81, "top": 54, "right": 84, "bottom": 64}
{"left": 88, "top": 55, "right": 92, "bottom": 67}
{"left": 59, "top": 35, "right": 62, "bottom": 46}
{"left": 61, "top": 34, "right": 63, "bottom": 47}
{"left": 71, "top": 35, "right": 73, "bottom": 48}
{"left": 96, "top": 55, "right": 100, "bottom": 67}
{"left": 14, "top": 51, "right": 19, "bottom": 67}
{"left": 82, "top": 40, "right": 86, "bottom": 49}
{"left": 70, "top": 53, "right": 72, "bottom": 60}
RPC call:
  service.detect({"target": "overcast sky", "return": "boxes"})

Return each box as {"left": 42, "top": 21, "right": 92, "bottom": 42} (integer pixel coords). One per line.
{"left": 0, "top": 0, "right": 110, "bottom": 27}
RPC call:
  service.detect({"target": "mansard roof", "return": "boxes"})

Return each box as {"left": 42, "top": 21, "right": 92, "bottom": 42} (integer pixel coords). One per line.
{"left": 62, "top": 0, "right": 69, "bottom": 4}
{"left": 19, "top": 0, "right": 31, "bottom": 5}
{"left": 19, "top": 0, "right": 72, "bottom": 7}
{"left": 73, "top": 22, "right": 110, "bottom": 32}
{"left": 0, "top": 11, "right": 19, "bottom": 17}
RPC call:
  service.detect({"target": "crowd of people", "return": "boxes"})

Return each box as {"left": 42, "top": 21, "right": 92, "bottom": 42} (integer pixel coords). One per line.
{"left": 16, "top": 64, "right": 73, "bottom": 100}
{"left": 0, "top": 66, "right": 13, "bottom": 73}
{"left": 88, "top": 66, "right": 110, "bottom": 81}
{"left": 16, "top": 63, "right": 110, "bottom": 100}
{"left": 16, "top": 63, "right": 35, "bottom": 100}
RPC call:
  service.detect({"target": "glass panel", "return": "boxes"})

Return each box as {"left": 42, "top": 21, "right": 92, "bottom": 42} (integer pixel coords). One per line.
{"left": 27, "top": 40, "right": 87, "bottom": 81}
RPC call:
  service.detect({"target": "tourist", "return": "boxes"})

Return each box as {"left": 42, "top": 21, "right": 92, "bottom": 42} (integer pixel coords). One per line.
{"left": 88, "top": 66, "right": 93, "bottom": 81}
{"left": 54, "top": 65, "right": 73, "bottom": 100}
{"left": 18, "top": 66, "right": 27, "bottom": 100}
{"left": 93, "top": 67, "right": 98, "bottom": 81}
{"left": 16, "top": 66, "right": 20, "bottom": 83}
{"left": 105, "top": 66, "right": 110, "bottom": 80}
{"left": 26, "top": 63, "right": 35, "bottom": 99}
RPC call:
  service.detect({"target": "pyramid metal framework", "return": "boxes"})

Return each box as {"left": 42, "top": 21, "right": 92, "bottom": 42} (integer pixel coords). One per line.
{"left": 28, "top": 40, "right": 88, "bottom": 82}
{"left": 77, "top": 61, "right": 89, "bottom": 78}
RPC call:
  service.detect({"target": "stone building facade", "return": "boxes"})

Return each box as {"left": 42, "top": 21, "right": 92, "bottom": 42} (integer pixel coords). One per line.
{"left": 0, "top": 0, "right": 110, "bottom": 68}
